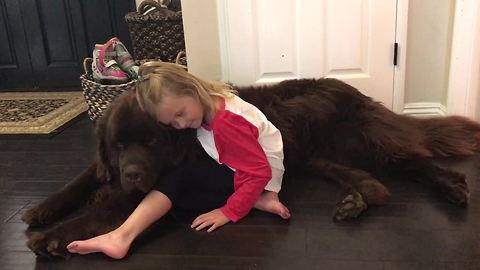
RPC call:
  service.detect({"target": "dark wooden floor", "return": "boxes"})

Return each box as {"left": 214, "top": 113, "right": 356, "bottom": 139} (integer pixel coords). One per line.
{"left": 1, "top": 115, "right": 480, "bottom": 270}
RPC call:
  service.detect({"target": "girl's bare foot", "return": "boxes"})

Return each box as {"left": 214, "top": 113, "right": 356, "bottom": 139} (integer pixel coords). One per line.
{"left": 254, "top": 191, "right": 291, "bottom": 219}
{"left": 66, "top": 231, "right": 131, "bottom": 259}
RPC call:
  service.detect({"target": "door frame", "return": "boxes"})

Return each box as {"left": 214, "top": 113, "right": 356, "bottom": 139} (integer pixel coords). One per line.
{"left": 392, "top": 0, "right": 409, "bottom": 113}
{"left": 446, "top": 0, "right": 480, "bottom": 119}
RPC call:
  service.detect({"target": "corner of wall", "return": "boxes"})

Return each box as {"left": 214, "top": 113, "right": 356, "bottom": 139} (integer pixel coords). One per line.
{"left": 181, "top": 0, "right": 223, "bottom": 81}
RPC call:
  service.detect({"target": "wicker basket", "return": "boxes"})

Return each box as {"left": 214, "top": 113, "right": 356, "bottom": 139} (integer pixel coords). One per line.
{"left": 80, "top": 58, "right": 137, "bottom": 121}
{"left": 125, "top": 0, "right": 186, "bottom": 64}
{"left": 80, "top": 55, "right": 185, "bottom": 121}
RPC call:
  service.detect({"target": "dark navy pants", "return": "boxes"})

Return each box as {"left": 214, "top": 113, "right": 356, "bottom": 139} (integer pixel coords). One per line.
{"left": 155, "top": 152, "right": 234, "bottom": 214}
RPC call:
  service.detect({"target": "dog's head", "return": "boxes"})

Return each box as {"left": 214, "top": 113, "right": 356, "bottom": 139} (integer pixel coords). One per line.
{"left": 95, "top": 91, "right": 198, "bottom": 193}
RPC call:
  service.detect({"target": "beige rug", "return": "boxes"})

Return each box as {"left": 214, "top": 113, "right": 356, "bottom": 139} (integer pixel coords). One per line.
{"left": 0, "top": 92, "right": 88, "bottom": 134}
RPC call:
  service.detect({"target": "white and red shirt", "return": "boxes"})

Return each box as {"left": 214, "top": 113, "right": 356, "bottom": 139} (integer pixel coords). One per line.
{"left": 197, "top": 95, "right": 285, "bottom": 222}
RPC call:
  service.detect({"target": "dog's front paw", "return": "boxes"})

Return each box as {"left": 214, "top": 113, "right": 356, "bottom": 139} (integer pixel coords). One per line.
{"left": 22, "top": 205, "right": 58, "bottom": 226}
{"left": 445, "top": 182, "right": 469, "bottom": 206}
{"left": 334, "top": 192, "right": 368, "bottom": 221}
{"left": 27, "top": 232, "right": 71, "bottom": 259}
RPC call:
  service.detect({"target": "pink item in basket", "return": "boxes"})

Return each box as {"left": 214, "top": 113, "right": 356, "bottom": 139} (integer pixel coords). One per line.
{"left": 92, "top": 42, "right": 129, "bottom": 85}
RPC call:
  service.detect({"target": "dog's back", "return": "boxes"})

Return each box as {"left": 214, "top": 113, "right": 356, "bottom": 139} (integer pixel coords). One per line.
{"left": 237, "top": 78, "right": 480, "bottom": 171}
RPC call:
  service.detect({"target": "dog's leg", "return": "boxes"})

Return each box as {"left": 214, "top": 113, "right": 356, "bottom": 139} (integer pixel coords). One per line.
{"left": 26, "top": 191, "right": 142, "bottom": 259}
{"left": 307, "top": 159, "right": 391, "bottom": 221}
{"left": 392, "top": 158, "right": 469, "bottom": 205}
{"left": 22, "top": 162, "right": 103, "bottom": 226}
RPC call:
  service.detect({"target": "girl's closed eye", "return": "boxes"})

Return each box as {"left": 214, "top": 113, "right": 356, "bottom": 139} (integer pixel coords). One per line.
{"left": 156, "top": 121, "right": 169, "bottom": 127}
{"left": 175, "top": 111, "right": 184, "bottom": 117}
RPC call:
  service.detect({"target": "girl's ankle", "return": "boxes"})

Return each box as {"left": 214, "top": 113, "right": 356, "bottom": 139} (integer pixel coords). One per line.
{"left": 110, "top": 229, "right": 133, "bottom": 244}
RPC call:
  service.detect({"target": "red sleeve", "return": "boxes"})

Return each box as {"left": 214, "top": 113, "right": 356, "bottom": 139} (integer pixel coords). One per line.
{"left": 212, "top": 111, "right": 272, "bottom": 222}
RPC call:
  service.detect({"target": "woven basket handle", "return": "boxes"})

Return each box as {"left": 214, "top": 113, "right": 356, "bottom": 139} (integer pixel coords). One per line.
{"left": 175, "top": 51, "right": 185, "bottom": 64}
{"left": 138, "top": 0, "right": 171, "bottom": 15}
{"left": 83, "top": 57, "right": 93, "bottom": 75}
{"left": 174, "top": 51, "right": 187, "bottom": 70}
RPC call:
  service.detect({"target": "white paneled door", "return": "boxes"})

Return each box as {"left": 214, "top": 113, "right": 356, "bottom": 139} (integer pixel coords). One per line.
{"left": 219, "top": 0, "right": 398, "bottom": 109}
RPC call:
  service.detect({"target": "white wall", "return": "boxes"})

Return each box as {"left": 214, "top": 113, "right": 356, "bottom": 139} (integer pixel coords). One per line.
{"left": 181, "top": 0, "right": 222, "bottom": 80}
{"left": 472, "top": 4, "right": 480, "bottom": 120}
{"left": 138, "top": 0, "right": 223, "bottom": 80}
{"left": 404, "top": 0, "right": 455, "bottom": 105}
{"left": 182, "top": 0, "right": 456, "bottom": 99}
{"left": 181, "top": 0, "right": 480, "bottom": 117}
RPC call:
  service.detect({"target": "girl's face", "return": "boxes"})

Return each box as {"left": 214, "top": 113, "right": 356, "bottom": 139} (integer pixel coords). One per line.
{"left": 155, "top": 92, "right": 204, "bottom": 129}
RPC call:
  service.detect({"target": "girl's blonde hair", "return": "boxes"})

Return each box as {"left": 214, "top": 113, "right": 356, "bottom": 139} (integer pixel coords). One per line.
{"left": 135, "top": 61, "right": 237, "bottom": 120}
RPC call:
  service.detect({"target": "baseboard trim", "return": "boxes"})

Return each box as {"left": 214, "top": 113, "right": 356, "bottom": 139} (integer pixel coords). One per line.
{"left": 402, "top": 102, "right": 447, "bottom": 117}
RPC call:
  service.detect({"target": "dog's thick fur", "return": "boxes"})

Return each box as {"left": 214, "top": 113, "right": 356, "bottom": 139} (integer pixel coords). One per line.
{"left": 22, "top": 78, "right": 480, "bottom": 258}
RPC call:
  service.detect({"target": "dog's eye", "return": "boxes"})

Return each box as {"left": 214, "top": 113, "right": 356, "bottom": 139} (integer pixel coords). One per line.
{"left": 146, "top": 138, "right": 158, "bottom": 146}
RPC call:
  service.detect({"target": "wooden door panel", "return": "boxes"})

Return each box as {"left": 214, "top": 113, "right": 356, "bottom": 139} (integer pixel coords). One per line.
{"left": 81, "top": 0, "right": 134, "bottom": 53}
{"left": 20, "top": 0, "right": 85, "bottom": 88}
{"left": 218, "top": 0, "right": 397, "bottom": 109}
{"left": 0, "top": 0, "right": 135, "bottom": 91}
{"left": 0, "top": 0, "right": 34, "bottom": 89}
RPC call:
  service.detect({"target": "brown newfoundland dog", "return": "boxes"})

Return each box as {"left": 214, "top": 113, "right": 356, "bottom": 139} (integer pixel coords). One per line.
{"left": 22, "top": 78, "right": 480, "bottom": 258}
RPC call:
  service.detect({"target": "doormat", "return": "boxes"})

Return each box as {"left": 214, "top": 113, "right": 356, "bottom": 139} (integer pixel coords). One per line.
{"left": 0, "top": 92, "right": 88, "bottom": 135}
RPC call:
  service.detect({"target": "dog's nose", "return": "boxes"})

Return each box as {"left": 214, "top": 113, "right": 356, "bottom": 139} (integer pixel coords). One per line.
{"left": 126, "top": 172, "right": 143, "bottom": 182}
{"left": 124, "top": 165, "right": 144, "bottom": 183}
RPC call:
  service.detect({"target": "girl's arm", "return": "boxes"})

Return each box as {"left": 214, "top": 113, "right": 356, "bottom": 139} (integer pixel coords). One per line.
{"left": 213, "top": 113, "right": 272, "bottom": 222}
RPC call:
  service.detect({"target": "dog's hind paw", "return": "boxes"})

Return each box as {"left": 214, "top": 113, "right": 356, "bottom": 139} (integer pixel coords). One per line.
{"left": 334, "top": 192, "right": 368, "bottom": 221}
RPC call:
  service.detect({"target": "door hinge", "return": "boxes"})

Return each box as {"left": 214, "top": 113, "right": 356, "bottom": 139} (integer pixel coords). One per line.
{"left": 393, "top": 43, "right": 398, "bottom": 66}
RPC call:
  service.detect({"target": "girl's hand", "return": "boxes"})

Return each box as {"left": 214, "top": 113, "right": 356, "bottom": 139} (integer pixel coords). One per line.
{"left": 191, "top": 208, "right": 230, "bottom": 232}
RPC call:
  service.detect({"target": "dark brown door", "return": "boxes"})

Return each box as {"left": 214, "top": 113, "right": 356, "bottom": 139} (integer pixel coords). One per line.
{"left": 0, "top": 0, "right": 135, "bottom": 91}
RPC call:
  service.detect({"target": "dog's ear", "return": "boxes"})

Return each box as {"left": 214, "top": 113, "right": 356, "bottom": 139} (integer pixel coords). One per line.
{"left": 94, "top": 112, "right": 113, "bottom": 183}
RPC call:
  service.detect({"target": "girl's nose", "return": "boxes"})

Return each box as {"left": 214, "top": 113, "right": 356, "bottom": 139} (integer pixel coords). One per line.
{"left": 173, "top": 118, "right": 186, "bottom": 129}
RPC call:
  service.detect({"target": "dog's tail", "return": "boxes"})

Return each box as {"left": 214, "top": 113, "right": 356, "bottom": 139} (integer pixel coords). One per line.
{"left": 418, "top": 116, "right": 480, "bottom": 157}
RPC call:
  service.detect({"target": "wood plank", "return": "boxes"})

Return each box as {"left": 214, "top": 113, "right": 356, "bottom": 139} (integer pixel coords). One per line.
{"left": 2, "top": 115, "right": 480, "bottom": 269}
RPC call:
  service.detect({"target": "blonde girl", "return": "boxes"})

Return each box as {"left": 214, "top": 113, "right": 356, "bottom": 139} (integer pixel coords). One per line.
{"left": 67, "top": 62, "right": 290, "bottom": 259}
